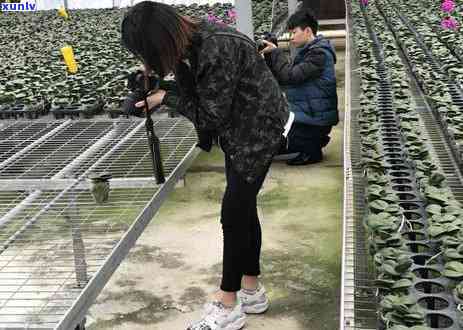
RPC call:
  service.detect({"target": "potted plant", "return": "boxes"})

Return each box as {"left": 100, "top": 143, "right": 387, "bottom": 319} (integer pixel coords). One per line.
{"left": 88, "top": 172, "right": 112, "bottom": 204}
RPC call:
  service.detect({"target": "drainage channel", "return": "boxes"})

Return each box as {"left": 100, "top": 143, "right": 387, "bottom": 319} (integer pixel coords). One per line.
{"left": 393, "top": 7, "right": 463, "bottom": 113}
{"left": 375, "top": 1, "right": 463, "bottom": 206}
{"left": 363, "top": 7, "right": 460, "bottom": 329}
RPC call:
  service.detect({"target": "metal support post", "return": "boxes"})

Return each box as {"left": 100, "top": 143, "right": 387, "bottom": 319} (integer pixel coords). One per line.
{"left": 66, "top": 188, "right": 88, "bottom": 288}
{"left": 288, "top": 0, "right": 298, "bottom": 16}
{"left": 235, "top": 0, "right": 254, "bottom": 40}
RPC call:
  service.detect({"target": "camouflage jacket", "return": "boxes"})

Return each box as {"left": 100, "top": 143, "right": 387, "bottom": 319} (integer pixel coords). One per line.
{"left": 163, "top": 21, "right": 289, "bottom": 183}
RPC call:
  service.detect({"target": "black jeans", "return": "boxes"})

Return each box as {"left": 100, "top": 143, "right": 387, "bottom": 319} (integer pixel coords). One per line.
{"left": 286, "top": 123, "right": 332, "bottom": 157}
{"left": 220, "top": 155, "right": 270, "bottom": 292}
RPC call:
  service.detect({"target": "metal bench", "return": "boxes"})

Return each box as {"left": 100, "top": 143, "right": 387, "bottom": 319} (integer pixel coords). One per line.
{"left": 0, "top": 117, "right": 199, "bottom": 329}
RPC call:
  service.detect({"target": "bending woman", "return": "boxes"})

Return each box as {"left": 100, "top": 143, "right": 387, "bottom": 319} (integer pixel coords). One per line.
{"left": 121, "top": 2, "right": 291, "bottom": 329}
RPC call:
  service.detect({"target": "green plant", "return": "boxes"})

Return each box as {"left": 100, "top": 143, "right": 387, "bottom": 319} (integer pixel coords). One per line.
{"left": 443, "top": 261, "right": 463, "bottom": 279}
{"left": 380, "top": 294, "right": 426, "bottom": 327}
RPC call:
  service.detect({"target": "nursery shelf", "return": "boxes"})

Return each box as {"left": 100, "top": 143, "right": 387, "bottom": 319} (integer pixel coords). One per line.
{"left": 0, "top": 117, "right": 199, "bottom": 329}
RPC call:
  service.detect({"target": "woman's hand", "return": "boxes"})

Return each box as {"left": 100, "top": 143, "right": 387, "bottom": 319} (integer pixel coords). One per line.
{"left": 259, "top": 40, "right": 277, "bottom": 55}
{"left": 135, "top": 89, "right": 167, "bottom": 110}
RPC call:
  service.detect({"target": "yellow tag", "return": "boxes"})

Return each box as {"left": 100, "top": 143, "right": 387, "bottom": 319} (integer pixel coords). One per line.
{"left": 58, "top": 5, "right": 69, "bottom": 20}
{"left": 60, "top": 45, "right": 78, "bottom": 74}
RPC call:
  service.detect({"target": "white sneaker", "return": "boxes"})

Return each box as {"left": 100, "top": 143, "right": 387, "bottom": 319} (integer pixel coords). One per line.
{"left": 237, "top": 284, "right": 269, "bottom": 314}
{"left": 187, "top": 301, "right": 246, "bottom": 330}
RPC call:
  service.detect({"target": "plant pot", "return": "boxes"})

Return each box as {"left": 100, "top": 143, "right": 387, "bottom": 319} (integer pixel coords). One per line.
{"left": 104, "top": 103, "right": 124, "bottom": 118}
{"left": 88, "top": 172, "right": 112, "bottom": 204}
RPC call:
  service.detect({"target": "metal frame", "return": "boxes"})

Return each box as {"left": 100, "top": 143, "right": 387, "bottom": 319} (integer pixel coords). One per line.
{"left": 287, "top": 0, "right": 297, "bottom": 16}
{"left": 341, "top": 0, "right": 463, "bottom": 328}
{"left": 235, "top": 0, "right": 254, "bottom": 40}
{"left": 0, "top": 117, "right": 200, "bottom": 329}
{"left": 340, "top": 3, "right": 354, "bottom": 328}
{"left": 340, "top": 3, "right": 378, "bottom": 329}
{"left": 56, "top": 145, "right": 200, "bottom": 330}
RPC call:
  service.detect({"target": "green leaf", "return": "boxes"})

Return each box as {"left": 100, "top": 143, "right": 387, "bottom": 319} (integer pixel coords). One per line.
{"left": 396, "top": 259, "right": 413, "bottom": 273}
{"left": 428, "top": 224, "right": 446, "bottom": 238}
{"left": 445, "top": 205, "right": 462, "bottom": 216}
{"left": 444, "top": 261, "right": 463, "bottom": 278}
{"left": 443, "top": 269, "right": 463, "bottom": 279}
{"left": 444, "top": 248, "right": 463, "bottom": 260}
{"left": 392, "top": 279, "right": 413, "bottom": 290}
{"left": 429, "top": 172, "right": 446, "bottom": 187}
{"left": 386, "top": 204, "right": 400, "bottom": 214}
{"left": 369, "top": 200, "right": 389, "bottom": 213}
{"left": 426, "top": 204, "right": 442, "bottom": 215}
{"left": 375, "top": 278, "right": 395, "bottom": 289}
{"left": 368, "top": 184, "right": 385, "bottom": 199}
{"left": 430, "top": 214, "right": 456, "bottom": 224}
{"left": 383, "top": 266, "right": 400, "bottom": 278}
{"left": 443, "top": 236, "right": 461, "bottom": 248}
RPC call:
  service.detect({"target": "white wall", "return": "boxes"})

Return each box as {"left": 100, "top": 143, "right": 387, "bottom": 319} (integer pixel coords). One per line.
{"left": 35, "top": 0, "right": 233, "bottom": 10}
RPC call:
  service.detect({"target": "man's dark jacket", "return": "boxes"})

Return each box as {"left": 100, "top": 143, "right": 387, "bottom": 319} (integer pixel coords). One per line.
{"left": 163, "top": 21, "right": 289, "bottom": 183}
{"left": 267, "top": 35, "right": 338, "bottom": 126}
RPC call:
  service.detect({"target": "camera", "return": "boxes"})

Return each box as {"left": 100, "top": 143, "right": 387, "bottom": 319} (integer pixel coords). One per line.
{"left": 256, "top": 32, "right": 278, "bottom": 52}
{"left": 123, "top": 70, "right": 160, "bottom": 117}
{"left": 127, "top": 70, "right": 159, "bottom": 94}
{"left": 123, "top": 69, "right": 179, "bottom": 117}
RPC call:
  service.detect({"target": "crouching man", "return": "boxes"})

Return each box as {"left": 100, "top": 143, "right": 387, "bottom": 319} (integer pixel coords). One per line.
{"left": 261, "top": 8, "right": 339, "bottom": 166}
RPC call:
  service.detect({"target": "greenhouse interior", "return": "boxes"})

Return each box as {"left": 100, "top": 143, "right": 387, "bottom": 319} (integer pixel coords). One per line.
{"left": 1, "top": 0, "right": 463, "bottom": 329}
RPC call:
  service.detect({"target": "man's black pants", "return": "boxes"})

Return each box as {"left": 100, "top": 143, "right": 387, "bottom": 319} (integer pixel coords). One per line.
{"left": 286, "top": 123, "right": 332, "bottom": 157}
{"left": 220, "top": 155, "right": 270, "bottom": 292}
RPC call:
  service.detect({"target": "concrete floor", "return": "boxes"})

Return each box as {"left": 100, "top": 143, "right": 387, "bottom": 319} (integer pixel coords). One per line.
{"left": 87, "top": 50, "right": 345, "bottom": 330}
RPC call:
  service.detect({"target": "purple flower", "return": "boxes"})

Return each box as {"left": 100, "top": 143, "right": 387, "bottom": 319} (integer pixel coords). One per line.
{"left": 227, "top": 9, "right": 237, "bottom": 20}
{"left": 360, "top": 0, "right": 368, "bottom": 6}
{"left": 207, "top": 14, "right": 217, "bottom": 22}
{"left": 441, "top": 0, "right": 456, "bottom": 13}
{"left": 441, "top": 16, "right": 460, "bottom": 30}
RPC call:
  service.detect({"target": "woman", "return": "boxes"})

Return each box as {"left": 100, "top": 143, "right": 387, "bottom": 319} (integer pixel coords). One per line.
{"left": 121, "top": 2, "right": 291, "bottom": 329}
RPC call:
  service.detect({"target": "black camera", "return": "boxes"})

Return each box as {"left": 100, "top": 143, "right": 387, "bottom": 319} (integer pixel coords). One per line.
{"left": 123, "top": 70, "right": 160, "bottom": 117}
{"left": 127, "top": 70, "right": 159, "bottom": 94}
{"left": 257, "top": 32, "right": 278, "bottom": 52}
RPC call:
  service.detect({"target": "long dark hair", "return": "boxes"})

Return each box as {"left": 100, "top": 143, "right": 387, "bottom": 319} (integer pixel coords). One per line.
{"left": 121, "top": 1, "right": 197, "bottom": 77}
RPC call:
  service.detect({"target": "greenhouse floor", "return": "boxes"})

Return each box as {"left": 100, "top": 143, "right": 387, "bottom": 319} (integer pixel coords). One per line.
{"left": 86, "top": 50, "right": 345, "bottom": 330}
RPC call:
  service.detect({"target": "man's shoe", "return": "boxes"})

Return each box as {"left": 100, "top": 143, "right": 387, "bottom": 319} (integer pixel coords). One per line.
{"left": 273, "top": 152, "right": 300, "bottom": 161}
{"left": 286, "top": 153, "right": 322, "bottom": 166}
{"left": 187, "top": 301, "right": 245, "bottom": 330}
{"left": 237, "top": 284, "right": 269, "bottom": 314}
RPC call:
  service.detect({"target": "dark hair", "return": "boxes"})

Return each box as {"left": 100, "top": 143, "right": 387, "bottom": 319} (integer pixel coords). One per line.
{"left": 121, "top": 1, "right": 197, "bottom": 77}
{"left": 287, "top": 8, "right": 318, "bottom": 35}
